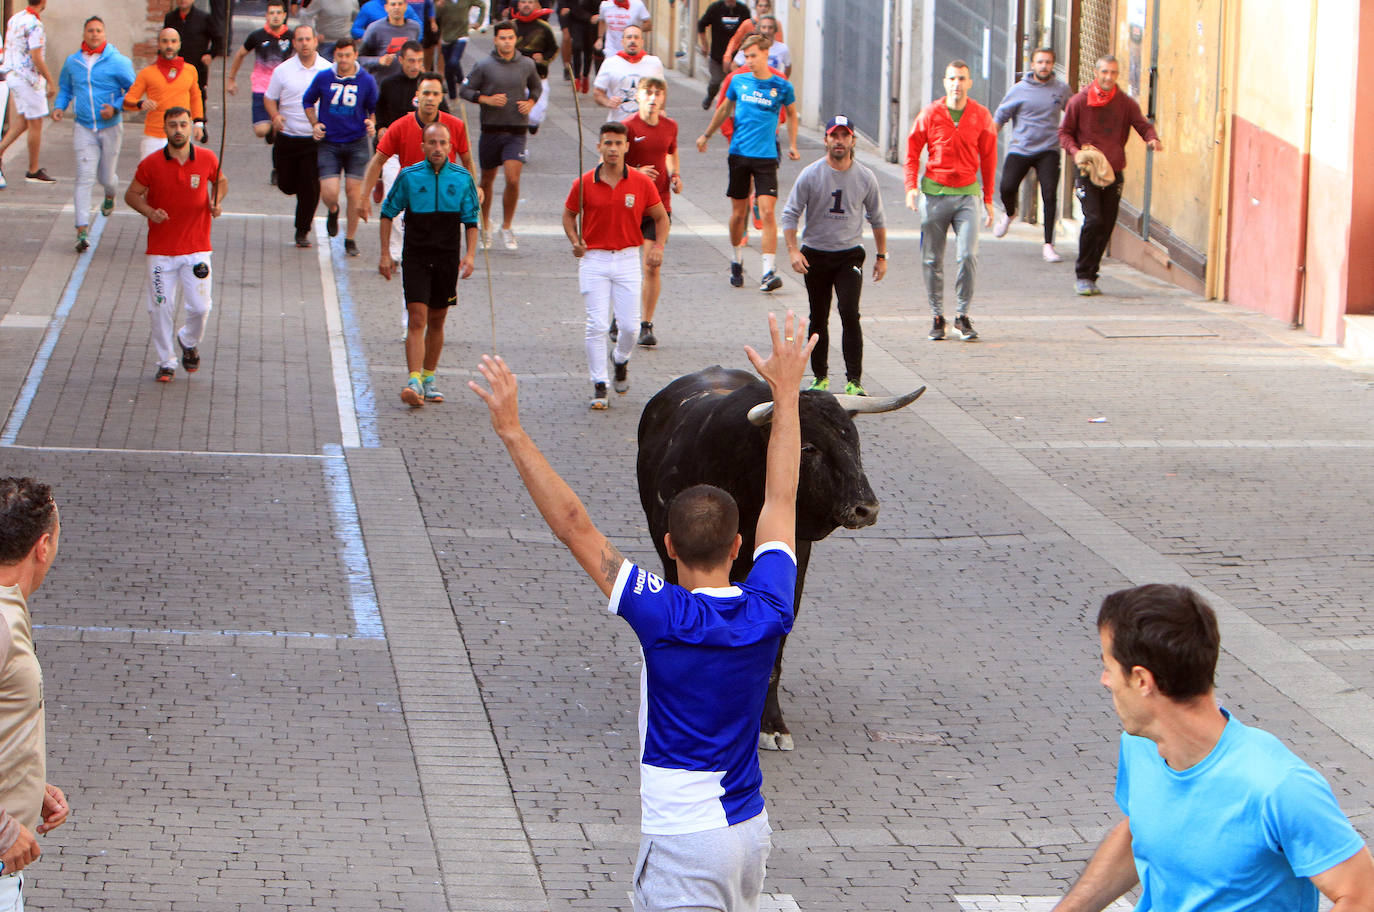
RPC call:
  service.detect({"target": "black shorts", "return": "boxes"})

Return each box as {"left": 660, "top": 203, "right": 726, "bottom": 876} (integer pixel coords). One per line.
{"left": 479, "top": 130, "right": 528, "bottom": 170}
{"left": 726, "top": 154, "right": 779, "bottom": 199}
{"left": 401, "top": 251, "right": 459, "bottom": 309}
{"left": 639, "top": 209, "right": 671, "bottom": 242}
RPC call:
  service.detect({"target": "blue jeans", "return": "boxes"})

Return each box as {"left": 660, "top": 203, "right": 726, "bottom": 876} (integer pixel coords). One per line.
{"left": 442, "top": 38, "right": 467, "bottom": 97}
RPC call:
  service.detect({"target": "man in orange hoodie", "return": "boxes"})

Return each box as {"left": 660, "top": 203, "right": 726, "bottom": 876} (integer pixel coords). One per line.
{"left": 905, "top": 59, "right": 996, "bottom": 342}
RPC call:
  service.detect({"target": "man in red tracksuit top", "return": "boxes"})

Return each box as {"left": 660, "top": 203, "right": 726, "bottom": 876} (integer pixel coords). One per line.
{"left": 1058, "top": 54, "right": 1162, "bottom": 296}
{"left": 905, "top": 59, "right": 996, "bottom": 342}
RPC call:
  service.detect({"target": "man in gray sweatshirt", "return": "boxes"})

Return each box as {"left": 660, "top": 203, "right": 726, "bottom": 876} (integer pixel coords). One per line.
{"left": 992, "top": 47, "right": 1071, "bottom": 262}
{"left": 780, "top": 114, "right": 887, "bottom": 396}
{"left": 359, "top": 0, "right": 421, "bottom": 79}
{"left": 459, "top": 20, "right": 541, "bottom": 249}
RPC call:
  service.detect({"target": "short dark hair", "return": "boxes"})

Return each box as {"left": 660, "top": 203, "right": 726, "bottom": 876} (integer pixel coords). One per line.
{"left": 83, "top": 15, "right": 105, "bottom": 27}
{"left": 400, "top": 39, "right": 424, "bottom": 57}
{"left": 946, "top": 59, "right": 971, "bottom": 73}
{"left": 1097, "top": 584, "right": 1220, "bottom": 699}
{"left": 599, "top": 120, "right": 628, "bottom": 137}
{"left": 163, "top": 105, "right": 192, "bottom": 122}
{"left": 666, "top": 485, "right": 739, "bottom": 569}
{"left": 0, "top": 478, "right": 56, "bottom": 565}
{"left": 493, "top": 20, "right": 517, "bottom": 36}
{"left": 1031, "top": 46, "right": 1055, "bottom": 61}
{"left": 266, "top": 0, "right": 287, "bottom": 9}
{"left": 332, "top": 35, "right": 357, "bottom": 52}
{"left": 417, "top": 70, "right": 444, "bottom": 88}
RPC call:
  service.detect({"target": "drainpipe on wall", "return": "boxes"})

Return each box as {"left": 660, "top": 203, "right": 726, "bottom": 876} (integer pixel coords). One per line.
{"left": 1292, "top": 0, "right": 1319, "bottom": 328}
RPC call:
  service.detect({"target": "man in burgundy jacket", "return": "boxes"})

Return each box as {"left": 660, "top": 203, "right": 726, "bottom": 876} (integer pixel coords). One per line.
{"left": 1058, "top": 54, "right": 1162, "bottom": 295}
{"left": 905, "top": 60, "right": 997, "bottom": 342}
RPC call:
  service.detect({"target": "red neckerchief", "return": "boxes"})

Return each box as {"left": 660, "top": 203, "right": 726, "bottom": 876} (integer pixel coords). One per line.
{"left": 155, "top": 55, "right": 186, "bottom": 81}
{"left": 264, "top": 23, "right": 289, "bottom": 38}
{"left": 513, "top": 6, "right": 553, "bottom": 20}
{"left": 82, "top": 41, "right": 107, "bottom": 55}
{"left": 1086, "top": 81, "right": 1117, "bottom": 107}
{"left": 24, "top": 4, "right": 41, "bottom": 17}
{"left": 612, "top": 0, "right": 629, "bottom": 7}
{"left": 617, "top": 50, "right": 644, "bottom": 63}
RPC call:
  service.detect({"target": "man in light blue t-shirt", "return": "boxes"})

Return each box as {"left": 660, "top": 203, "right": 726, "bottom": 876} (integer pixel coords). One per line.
{"left": 696, "top": 34, "right": 798, "bottom": 294}
{"left": 1052, "top": 584, "right": 1374, "bottom": 912}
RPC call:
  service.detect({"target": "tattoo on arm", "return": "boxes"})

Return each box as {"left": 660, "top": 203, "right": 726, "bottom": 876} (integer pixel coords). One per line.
{"left": 599, "top": 540, "right": 625, "bottom": 589}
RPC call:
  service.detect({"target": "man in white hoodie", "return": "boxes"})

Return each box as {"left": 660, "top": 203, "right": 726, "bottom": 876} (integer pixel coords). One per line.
{"left": 992, "top": 47, "right": 1070, "bottom": 262}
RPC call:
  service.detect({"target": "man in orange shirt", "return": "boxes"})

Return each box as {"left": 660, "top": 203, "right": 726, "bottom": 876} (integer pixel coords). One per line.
{"left": 905, "top": 59, "right": 995, "bottom": 342}
{"left": 124, "top": 28, "right": 205, "bottom": 160}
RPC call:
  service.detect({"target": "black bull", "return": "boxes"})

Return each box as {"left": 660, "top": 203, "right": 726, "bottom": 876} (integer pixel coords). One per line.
{"left": 636, "top": 366, "right": 924, "bottom": 751}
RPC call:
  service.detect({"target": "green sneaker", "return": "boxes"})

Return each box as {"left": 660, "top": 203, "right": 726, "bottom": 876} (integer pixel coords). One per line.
{"left": 101, "top": 196, "right": 115, "bottom": 217}
{"left": 422, "top": 376, "right": 443, "bottom": 402}
{"left": 844, "top": 380, "right": 868, "bottom": 396}
{"left": 807, "top": 377, "right": 829, "bottom": 391}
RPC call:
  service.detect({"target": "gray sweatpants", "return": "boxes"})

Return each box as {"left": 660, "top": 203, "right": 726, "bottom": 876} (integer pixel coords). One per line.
{"left": 919, "top": 192, "right": 981, "bottom": 316}
{"left": 633, "top": 811, "right": 772, "bottom": 912}
{"left": 73, "top": 122, "right": 123, "bottom": 228}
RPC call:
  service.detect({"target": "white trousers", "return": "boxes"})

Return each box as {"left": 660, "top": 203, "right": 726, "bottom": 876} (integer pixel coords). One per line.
{"left": 140, "top": 135, "right": 167, "bottom": 160}
{"left": 529, "top": 78, "right": 550, "bottom": 127}
{"left": 74, "top": 122, "right": 123, "bottom": 227}
{"left": 0, "top": 872, "right": 24, "bottom": 911}
{"left": 382, "top": 156, "right": 403, "bottom": 260}
{"left": 581, "top": 247, "right": 640, "bottom": 383}
{"left": 146, "top": 252, "right": 213, "bottom": 369}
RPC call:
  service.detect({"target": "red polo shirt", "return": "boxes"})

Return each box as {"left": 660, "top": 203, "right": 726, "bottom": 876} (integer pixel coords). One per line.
{"left": 623, "top": 114, "right": 678, "bottom": 213}
{"left": 565, "top": 163, "right": 662, "bottom": 251}
{"left": 377, "top": 111, "right": 470, "bottom": 167}
{"left": 133, "top": 145, "right": 220, "bottom": 256}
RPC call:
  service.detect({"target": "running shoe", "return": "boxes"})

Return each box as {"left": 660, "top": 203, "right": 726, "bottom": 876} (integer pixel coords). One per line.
{"left": 759, "top": 271, "right": 782, "bottom": 293}
{"left": 638, "top": 321, "right": 656, "bottom": 346}
{"left": 270, "top": 169, "right": 278, "bottom": 186}
{"left": 155, "top": 366, "right": 175, "bottom": 382}
{"left": 928, "top": 316, "right": 946, "bottom": 341}
{"left": 502, "top": 228, "right": 518, "bottom": 250}
{"left": 25, "top": 169, "right": 56, "bottom": 183}
{"left": 0, "top": 166, "right": 6, "bottom": 189}
{"left": 295, "top": 230, "right": 312, "bottom": 248}
{"left": 613, "top": 360, "right": 629, "bottom": 394}
{"left": 730, "top": 262, "right": 744, "bottom": 288}
{"left": 993, "top": 212, "right": 1011, "bottom": 238}
{"left": 844, "top": 380, "right": 868, "bottom": 396}
{"left": 75, "top": 229, "right": 89, "bottom": 253}
{"left": 807, "top": 377, "right": 829, "bottom": 391}
{"left": 344, "top": 238, "right": 359, "bottom": 257}
{"left": 701, "top": 94, "right": 712, "bottom": 110}
{"left": 563, "top": 65, "right": 572, "bottom": 81}
{"left": 401, "top": 377, "right": 425, "bottom": 408}
{"left": 1075, "top": 279, "right": 1100, "bottom": 296}
{"left": 590, "top": 381, "right": 609, "bottom": 409}
{"left": 179, "top": 338, "right": 200, "bottom": 372}
{"left": 480, "top": 227, "right": 492, "bottom": 250}
{"left": 422, "top": 376, "right": 443, "bottom": 402}
{"left": 953, "top": 315, "right": 978, "bottom": 341}
{"left": 101, "top": 196, "right": 115, "bottom": 217}
{"left": 326, "top": 206, "right": 340, "bottom": 237}
{"left": 1043, "top": 243, "right": 1063, "bottom": 263}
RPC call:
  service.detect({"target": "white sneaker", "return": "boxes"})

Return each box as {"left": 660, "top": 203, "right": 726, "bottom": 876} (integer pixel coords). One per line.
{"left": 993, "top": 212, "right": 1011, "bottom": 238}
{"left": 1043, "top": 243, "right": 1063, "bottom": 263}
{"left": 501, "top": 228, "right": 518, "bottom": 251}
{"left": 0, "top": 166, "right": 6, "bottom": 190}
{"left": 479, "top": 226, "right": 492, "bottom": 249}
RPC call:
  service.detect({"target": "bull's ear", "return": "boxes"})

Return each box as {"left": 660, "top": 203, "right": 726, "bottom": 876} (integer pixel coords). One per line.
{"left": 746, "top": 401, "right": 774, "bottom": 426}
{"left": 832, "top": 386, "right": 926, "bottom": 416}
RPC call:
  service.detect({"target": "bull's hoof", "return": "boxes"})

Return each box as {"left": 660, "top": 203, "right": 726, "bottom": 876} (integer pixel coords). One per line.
{"left": 759, "top": 731, "right": 795, "bottom": 751}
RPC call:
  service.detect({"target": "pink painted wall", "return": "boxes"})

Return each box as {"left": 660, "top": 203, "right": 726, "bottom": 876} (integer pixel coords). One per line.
{"left": 1225, "top": 116, "right": 1302, "bottom": 325}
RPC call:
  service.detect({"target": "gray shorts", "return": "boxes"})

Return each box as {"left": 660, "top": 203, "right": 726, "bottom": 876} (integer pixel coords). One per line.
{"left": 633, "top": 811, "right": 772, "bottom": 912}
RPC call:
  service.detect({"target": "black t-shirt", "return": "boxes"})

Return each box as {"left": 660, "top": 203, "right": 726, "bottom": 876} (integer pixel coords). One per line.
{"left": 697, "top": 0, "right": 747, "bottom": 62}
{"left": 242, "top": 27, "right": 293, "bottom": 69}
{"left": 376, "top": 72, "right": 450, "bottom": 128}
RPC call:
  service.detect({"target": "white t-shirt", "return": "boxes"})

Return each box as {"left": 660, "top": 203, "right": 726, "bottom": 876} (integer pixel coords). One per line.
{"left": 3, "top": 8, "right": 46, "bottom": 87}
{"left": 734, "top": 39, "right": 790, "bottom": 74}
{"left": 592, "top": 53, "right": 664, "bottom": 122}
{"left": 597, "top": 0, "right": 650, "bottom": 56}
{"left": 264, "top": 53, "right": 332, "bottom": 137}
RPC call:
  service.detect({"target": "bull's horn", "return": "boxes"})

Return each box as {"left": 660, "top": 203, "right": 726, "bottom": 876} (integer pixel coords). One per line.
{"left": 833, "top": 386, "right": 926, "bottom": 414}
{"left": 747, "top": 401, "right": 775, "bottom": 426}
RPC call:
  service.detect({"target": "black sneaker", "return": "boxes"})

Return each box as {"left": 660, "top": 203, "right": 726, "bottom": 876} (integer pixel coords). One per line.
{"left": 326, "top": 207, "right": 340, "bottom": 237}
{"left": 609, "top": 317, "right": 618, "bottom": 341}
{"left": 730, "top": 262, "right": 744, "bottom": 288}
{"left": 25, "top": 169, "right": 56, "bottom": 184}
{"left": 928, "top": 316, "right": 946, "bottom": 341}
{"left": 701, "top": 95, "right": 712, "bottom": 110}
{"left": 590, "top": 382, "right": 609, "bottom": 410}
{"left": 760, "top": 271, "right": 783, "bottom": 292}
{"left": 344, "top": 238, "right": 359, "bottom": 257}
{"left": 178, "top": 338, "right": 200, "bottom": 372}
{"left": 155, "top": 366, "right": 174, "bottom": 382}
{"left": 638, "top": 322, "right": 656, "bottom": 346}
{"left": 294, "top": 230, "right": 312, "bottom": 248}
{"left": 269, "top": 168, "right": 277, "bottom": 186}
{"left": 613, "top": 359, "right": 629, "bottom": 394}
{"left": 953, "top": 315, "right": 978, "bottom": 341}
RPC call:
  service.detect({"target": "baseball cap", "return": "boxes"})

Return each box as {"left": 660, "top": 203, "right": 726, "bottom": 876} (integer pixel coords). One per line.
{"left": 825, "top": 115, "right": 854, "bottom": 135}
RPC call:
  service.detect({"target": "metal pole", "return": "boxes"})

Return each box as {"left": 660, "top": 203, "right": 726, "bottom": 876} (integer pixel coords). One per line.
{"left": 1140, "top": 0, "right": 1160, "bottom": 242}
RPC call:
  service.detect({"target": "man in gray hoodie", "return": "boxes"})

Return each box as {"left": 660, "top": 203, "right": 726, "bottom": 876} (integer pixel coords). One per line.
{"left": 992, "top": 47, "right": 1070, "bottom": 262}
{"left": 459, "top": 19, "right": 540, "bottom": 250}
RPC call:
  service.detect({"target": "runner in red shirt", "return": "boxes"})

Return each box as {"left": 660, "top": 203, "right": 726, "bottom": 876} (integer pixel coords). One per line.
{"left": 562, "top": 120, "right": 668, "bottom": 409}
{"left": 123, "top": 106, "right": 227, "bottom": 382}
{"left": 621, "top": 75, "right": 678, "bottom": 347}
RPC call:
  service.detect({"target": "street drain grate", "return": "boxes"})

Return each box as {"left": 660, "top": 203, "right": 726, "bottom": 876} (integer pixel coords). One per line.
{"left": 1088, "top": 322, "right": 1219, "bottom": 338}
